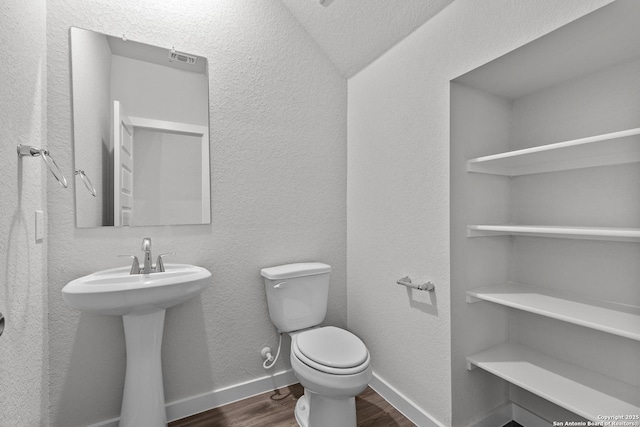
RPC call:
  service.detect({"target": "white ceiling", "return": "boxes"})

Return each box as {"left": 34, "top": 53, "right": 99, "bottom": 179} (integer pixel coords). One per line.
{"left": 281, "top": 0, "right": 455, "bottom": 78}
{"left": 454, "top": 0, "right": 640, "bottom": 99}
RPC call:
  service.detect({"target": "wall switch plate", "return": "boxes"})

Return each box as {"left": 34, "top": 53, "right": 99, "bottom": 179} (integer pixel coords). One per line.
{"left": 35, "top": 210, "right": 44, "bottom": 243}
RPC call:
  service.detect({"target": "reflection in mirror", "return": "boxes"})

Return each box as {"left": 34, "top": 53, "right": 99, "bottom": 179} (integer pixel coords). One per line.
{"left": 70, "top": 27, "right": 210, "bottom": 228}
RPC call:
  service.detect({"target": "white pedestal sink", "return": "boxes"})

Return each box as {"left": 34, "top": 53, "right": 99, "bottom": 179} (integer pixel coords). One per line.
{"left": 62, "top": 263, "right": 211, "bottom": 427}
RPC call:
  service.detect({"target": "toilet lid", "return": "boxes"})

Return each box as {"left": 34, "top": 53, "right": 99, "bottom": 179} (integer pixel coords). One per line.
{"left": 294, "top": 326, "right": 369, "bottom": 372}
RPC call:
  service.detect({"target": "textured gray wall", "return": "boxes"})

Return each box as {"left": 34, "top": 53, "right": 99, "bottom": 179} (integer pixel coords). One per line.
{"left": 47, "top": 1, "right": 346, "bottom": 426}
{"left": 0, "top": 0, "right": 49, "bottom": 424}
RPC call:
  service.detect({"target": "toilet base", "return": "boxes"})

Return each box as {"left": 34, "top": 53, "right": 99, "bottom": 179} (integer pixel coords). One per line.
{"left": 294, "top": 388, "right": 357, "bottom": 427}
{"left": 294, "top": 392, "right": 309, "bottom": 427}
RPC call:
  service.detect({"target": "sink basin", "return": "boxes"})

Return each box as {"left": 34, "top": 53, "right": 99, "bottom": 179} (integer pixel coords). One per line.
{"left": 62, "top": 263, "right": 211, "bottom": 427}
{"left": 62, "top": 263, "right": 211, "bottom": 316}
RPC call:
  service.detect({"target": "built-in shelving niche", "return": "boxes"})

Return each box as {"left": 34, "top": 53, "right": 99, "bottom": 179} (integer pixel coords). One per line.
{"left": 450, "top": 0, "right": 640, "bottom": 424}
{"left": 467, "top": 343, "right": 639, "bottom": 422}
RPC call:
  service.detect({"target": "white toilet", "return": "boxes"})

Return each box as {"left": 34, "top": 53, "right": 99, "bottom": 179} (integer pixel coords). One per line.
{"left": 261, "top": 262, "right": 372, "bottom": 427}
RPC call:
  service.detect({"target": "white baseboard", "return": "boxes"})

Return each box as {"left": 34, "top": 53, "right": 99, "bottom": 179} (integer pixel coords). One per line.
{"left": 369, "top": 372, "right": 447, "bottom": 427}
{"left": 86, "top": 369, "right": 550, "bottom": 427}
{"left": 166, "top": 369, "right": 298, "bottom": 422}
{"left": 469, "top": 403, "right": 513, "bottom": 427}
{"left": 86, "top": 417, "right": 119, "bottom": 427}
{"left": 467, "top": 402, "right": 551, "bottom": 427}
{"left": 512, "top": 403, "right": 552, "bottom": 427}
{"left": 369, "top": 372, "right": 549, "bottom": 427}
{"left": 86, "top": 369, "right": 298, "bottom": 427}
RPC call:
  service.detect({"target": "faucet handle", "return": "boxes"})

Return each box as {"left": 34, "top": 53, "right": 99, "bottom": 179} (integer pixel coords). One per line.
{"left": 118, "top": 255, "right": 140, "bottom": 275}
{"left": 155, "top": 253, "right": 175, "bottom": 273}
{"left": 141, "top": 237, "right": 152, "bottom": 251}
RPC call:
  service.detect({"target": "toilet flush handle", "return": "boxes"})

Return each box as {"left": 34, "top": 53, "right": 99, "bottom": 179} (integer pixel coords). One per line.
{"left": 274, "top": 281, "right": 287, "bottom": 289}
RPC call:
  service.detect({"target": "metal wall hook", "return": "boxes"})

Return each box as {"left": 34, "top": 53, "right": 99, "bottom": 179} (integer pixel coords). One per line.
{"left": 75, "top": 169, "right": 96, "bottom": 197}
{"left": 397, "top": 276, "right": 435, "bottom": 292}
{"left": 17, "top": 144, "right": 68, "bottom": 188}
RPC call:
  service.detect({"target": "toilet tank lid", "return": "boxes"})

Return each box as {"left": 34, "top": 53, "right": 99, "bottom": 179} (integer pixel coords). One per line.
{"left": 260, "top": 262, "right": 331, "bottom": 280}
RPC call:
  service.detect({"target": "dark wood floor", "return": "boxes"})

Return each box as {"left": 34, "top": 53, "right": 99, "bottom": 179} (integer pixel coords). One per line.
{"left": 170, "top": 383, "right": 417, "bottom": 427}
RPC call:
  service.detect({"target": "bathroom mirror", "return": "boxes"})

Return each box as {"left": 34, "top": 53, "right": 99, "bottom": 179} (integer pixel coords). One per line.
{"left": 70, "top": 27, "right": 210, "bottom": 228}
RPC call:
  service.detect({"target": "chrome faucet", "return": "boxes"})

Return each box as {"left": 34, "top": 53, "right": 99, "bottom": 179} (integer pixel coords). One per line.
{"left": 141, "top": 237, "right": 153, "bottom": 274}
{"left": 119, "top": 238, "right": 174, "bottom": 275}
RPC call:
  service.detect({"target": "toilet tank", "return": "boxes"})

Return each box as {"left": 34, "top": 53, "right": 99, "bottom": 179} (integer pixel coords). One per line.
{"left": 260, "top": 263, "right": 332, "bottom": 333}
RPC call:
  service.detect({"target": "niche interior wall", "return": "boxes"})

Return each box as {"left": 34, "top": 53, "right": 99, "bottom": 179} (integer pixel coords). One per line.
{"left": 451, "top": 1, "right": 640, "bottom": 423}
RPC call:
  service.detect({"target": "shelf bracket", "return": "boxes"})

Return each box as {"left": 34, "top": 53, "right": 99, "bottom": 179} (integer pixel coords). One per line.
{"left": 466, "top": 162, "right": 515, "bottom": 176}
{"left": 466, "top": 294, "right": 482, "bottom": 304}
{"left": 467, "top": 228, "right": 510, "bottom": 238}
{"left": 466, "top": 360, "right": 478, "bottom": 371}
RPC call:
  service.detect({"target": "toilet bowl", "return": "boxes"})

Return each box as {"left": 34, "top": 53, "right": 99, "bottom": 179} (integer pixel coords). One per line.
{"left": 260, "top": 263, "right": 372, "bottom": 427}
{"left": 289, "top": 326, "right": 372, "bottom": 427}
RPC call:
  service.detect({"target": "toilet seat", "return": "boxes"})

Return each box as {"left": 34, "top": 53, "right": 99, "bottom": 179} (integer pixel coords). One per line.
{"left": 293, "top": 326, "right": 370, "bottom": 375}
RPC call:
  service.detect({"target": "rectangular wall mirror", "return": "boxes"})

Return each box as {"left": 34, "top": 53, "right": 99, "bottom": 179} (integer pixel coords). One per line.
{"left": 70, "top": 27, "right": 211, "bottom": 228}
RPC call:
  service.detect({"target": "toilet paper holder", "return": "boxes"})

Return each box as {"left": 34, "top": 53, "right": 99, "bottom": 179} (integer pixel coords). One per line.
{"left": 396, "top": 276, "right": 435, "bottom": 292}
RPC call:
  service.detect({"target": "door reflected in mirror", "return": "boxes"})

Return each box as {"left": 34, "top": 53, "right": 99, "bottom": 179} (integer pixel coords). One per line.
{"left": 70, "top": 27, "right": 210, "bottom": 228}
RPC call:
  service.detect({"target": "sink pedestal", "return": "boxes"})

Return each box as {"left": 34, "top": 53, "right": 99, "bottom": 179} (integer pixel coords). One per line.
{"left": 61, "top": 263, "right": 212, "bottom": 427}
{"left": 121, "top": 309, "right": 167, "bottom": 427}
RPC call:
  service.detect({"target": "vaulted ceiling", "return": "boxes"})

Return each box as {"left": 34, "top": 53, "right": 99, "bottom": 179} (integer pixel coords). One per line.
{"left": 281, "top": 0, "right": 455, "bottom": 78}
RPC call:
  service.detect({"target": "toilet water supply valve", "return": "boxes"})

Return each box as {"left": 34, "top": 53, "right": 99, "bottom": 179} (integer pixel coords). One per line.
{"left": 261, "top": 332, "right": 283, "bottom": 369}
{"left": 261, "top": 347, "right": 274, "bottom": 363}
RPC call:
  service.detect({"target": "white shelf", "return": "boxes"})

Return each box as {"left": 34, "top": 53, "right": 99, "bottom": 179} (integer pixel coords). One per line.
{"left": 467, "top": 283, "right": 640, "bottom": 341}
{"left": 467, "top": 225, "right": 640, "bottom": 242}
{"left": 467, "top": 343, "right": 640, "bottom": 422}
{"left": 467, "top": 128, "right": 640, "bottom": 176}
